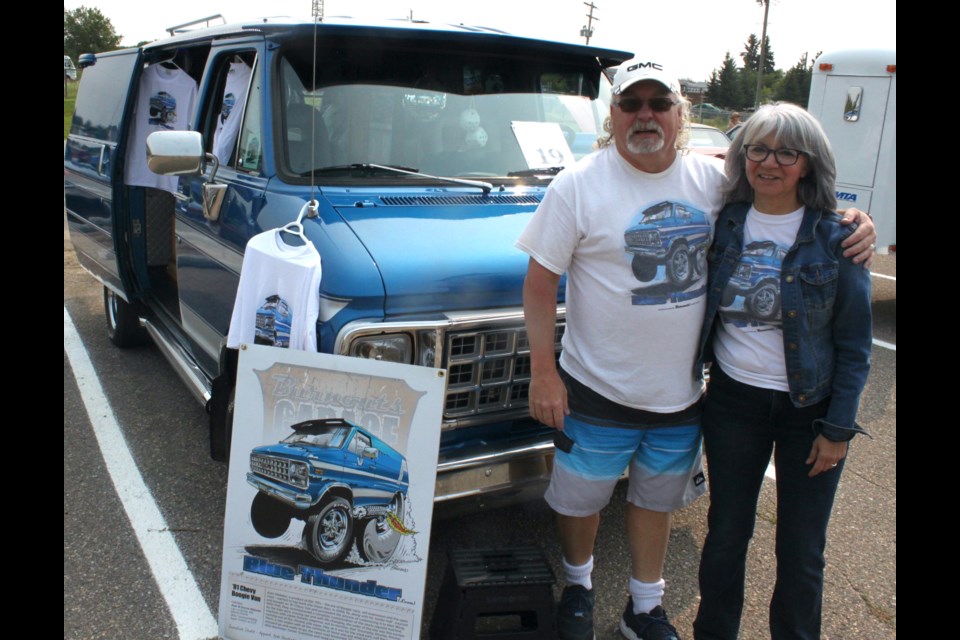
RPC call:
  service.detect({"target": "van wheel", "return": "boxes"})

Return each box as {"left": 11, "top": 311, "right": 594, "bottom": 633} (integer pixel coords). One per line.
{"left": 355, "top": 493, "right": 405, "bottom": 563}
{"left": 104, "top": 287, "right": 148, "bottom": 347}
{"left": 250, "top": 492, "right": 291, "bottom": 538}
{"left": 631, "top": 255, "right": 657, "bottom": 282}
{"left": 303, "top": 497, "right": 353, "bottom": 564}
{"left": 666, "top": 243, "right": 692, "bottom": 288}
{"left": 748, "top": 283, "right": 780, "bottom": 321}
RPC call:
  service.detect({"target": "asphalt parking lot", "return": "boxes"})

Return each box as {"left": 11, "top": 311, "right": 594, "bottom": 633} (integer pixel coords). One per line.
{"left": 64, "top": 217, "right": 895, "bottom": 640}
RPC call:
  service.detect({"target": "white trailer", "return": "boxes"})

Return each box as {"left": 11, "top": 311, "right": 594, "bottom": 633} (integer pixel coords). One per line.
{"left": 808, "top": 49, "right": 896, "bottom": 252}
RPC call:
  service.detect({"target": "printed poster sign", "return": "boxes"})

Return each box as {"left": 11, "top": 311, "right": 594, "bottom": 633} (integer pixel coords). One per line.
{"left": 218, "top": 343, "right": 447, "bottom": 640}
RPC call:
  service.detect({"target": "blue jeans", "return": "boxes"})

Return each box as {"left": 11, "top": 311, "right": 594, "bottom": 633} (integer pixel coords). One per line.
{"left": 693, "top": 365, "right": 844, "bottom": 640}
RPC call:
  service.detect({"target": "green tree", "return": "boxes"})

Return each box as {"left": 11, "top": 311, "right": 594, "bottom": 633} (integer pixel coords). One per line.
{"left": 760, "top": 35, "right": 776, "bottom": 74}
{"left": 776, "top": 52, "right": 819, "bottom": 105}
{"left": 64, "top": 6, "right": 122, "bottom": 62}
{"left": 743, "top": 32, "right": 776, "bottom": 74}
{"left": 706, "top": 70, "right": 721, "bottom": 104}
{"left": 708, "top": 52, "right": 743, "bottom": 109}
{"left": 741, "top": 34, "right": 761, "bottom": 72}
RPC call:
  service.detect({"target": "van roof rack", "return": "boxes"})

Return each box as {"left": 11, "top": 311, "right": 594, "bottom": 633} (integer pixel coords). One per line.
{"left": 165, "top": 14, "right": 227, "bottom": 36}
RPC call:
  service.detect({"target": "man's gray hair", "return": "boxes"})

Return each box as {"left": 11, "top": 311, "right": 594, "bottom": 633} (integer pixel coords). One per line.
{"left": 724, "top": 102, "right": 837, "bottom": 211}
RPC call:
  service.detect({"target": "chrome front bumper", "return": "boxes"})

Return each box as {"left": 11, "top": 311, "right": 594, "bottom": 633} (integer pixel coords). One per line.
{"left": 246, "top": 473, "right": 314, "bottom": 509}
{"left": 434, "top": 437, "right": 554, "bottom": 507}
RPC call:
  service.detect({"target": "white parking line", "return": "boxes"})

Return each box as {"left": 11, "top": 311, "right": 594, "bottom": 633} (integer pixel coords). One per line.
{"left": 873, "top": 338, "right": 896, "bottom": 352}
{"left": 63, "top": 307, "right": 218, "bottom": 640}
{"left": 871, "top": 272, "right": 896, "bottom": 282}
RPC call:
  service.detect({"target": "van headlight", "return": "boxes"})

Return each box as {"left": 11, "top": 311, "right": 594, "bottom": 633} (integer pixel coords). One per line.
{"left": 349, "top": 334, "right": 412, "bottom": 363}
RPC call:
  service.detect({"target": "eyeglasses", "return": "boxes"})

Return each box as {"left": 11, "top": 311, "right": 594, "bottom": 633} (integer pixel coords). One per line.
{"left": 613, "top": 96, "right": 678, "bottom": 113}
{"left": 743, "top": 144, "right": 806, "bottom": 166}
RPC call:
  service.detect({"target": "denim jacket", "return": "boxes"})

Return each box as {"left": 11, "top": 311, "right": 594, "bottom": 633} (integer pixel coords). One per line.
{"left": 696, "top": 202, "right": 872, "bottom": 441}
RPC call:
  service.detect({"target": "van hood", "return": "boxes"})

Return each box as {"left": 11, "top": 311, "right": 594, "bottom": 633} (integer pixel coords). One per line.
{"left": 325, "top": 190, "right": 545, "bottom": 316}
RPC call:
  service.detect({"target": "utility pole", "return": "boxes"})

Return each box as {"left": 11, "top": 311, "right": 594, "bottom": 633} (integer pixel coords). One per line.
{"left": 581, "top": 2, "right": 599, "bottom": 45}
{"left": 311, "top": 0, "right": 324, "bottom": 20}
{"left": 753, "top": 0, "right": 770, "bottom": 109}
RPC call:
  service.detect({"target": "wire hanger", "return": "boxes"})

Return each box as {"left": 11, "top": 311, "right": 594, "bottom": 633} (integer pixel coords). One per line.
{"left": 278, "top": 200, "right": 319, "bottom": 247}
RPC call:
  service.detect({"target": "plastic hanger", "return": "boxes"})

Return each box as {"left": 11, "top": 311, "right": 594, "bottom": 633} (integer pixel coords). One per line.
{"left": 278, "top": 200, "right": 319, "bottom": 247}
{"left": 153, "top": 51, "right": 183, "bottom": 72}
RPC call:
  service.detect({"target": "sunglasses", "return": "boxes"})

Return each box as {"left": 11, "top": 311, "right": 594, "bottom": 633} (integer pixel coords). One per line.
{"left": 743, "top": 144, "right": 806, "bottom": 166}
{"left": 613, "top": 96, "right": 678, "bottom": 113}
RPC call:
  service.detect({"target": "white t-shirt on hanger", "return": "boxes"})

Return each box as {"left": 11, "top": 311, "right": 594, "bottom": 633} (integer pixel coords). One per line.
{"left": 212, "top": 60, "right": 252, "bottom": 165}
{"left": 125, "top": 63, "right": 199, "bottom": 193}
{"left": 227, "top": 230, "right": 323, "bottom": 352}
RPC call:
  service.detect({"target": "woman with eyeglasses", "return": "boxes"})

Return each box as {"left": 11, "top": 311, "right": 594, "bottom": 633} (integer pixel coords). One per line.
{"left": 691, "top": 103, "right": 872, "bottom": 640}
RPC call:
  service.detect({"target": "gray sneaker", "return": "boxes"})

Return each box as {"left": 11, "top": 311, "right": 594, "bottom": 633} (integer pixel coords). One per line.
{"left": 557, "top": 585, "right": 595, "bottom": 640}
{"left": 619, "top": 598, "right": 680, "bottom": 640}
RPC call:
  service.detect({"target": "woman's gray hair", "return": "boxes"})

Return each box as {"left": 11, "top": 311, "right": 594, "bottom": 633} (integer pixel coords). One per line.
{"left": 596, "top": 92, "right": 691, "bottom": 150}
{"left": 724, "top": 102, "right": 837, "bottom": 211}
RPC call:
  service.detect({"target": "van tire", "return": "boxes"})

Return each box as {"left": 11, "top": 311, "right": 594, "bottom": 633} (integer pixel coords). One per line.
{"left": 104, "top": 287, "right": 148, "bottom": 347}
{"left": 666, "top": 243, "right": 692, "bottom": 288}
{"left": 304, "top": 497, "right": 354, "bottom": 564}
{"left": 355, "top": 492, "right": 405, "bottom": 563}
{"left": 250, "top": 492, "right": 291, "bottom": 538}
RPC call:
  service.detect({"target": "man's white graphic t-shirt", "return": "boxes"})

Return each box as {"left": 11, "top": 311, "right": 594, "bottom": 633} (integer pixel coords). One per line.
{"left": 516, "top": 147, "right": 725, "bottom": 412}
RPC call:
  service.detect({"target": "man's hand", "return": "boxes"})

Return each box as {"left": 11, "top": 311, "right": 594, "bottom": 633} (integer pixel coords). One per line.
{"left": 839, "top": 208, "right": 877, "bottom": 267}
{"left": 529, "top": 369, "right": 569, "bottom": 430}
{"left": 805, "top": 435, "right": 848, "bottom": 477}
{"left": 523, "top": 258, "right": 568, "bottom": 430}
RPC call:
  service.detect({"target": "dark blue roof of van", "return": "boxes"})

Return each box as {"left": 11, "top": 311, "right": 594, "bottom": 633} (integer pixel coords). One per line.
{"left": 144, "top": 16, "right": 631, "bottom": 66}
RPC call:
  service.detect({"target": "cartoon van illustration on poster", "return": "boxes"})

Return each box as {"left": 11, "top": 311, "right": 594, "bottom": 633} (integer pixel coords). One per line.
{"left": 247, "top": 418, "right": 411, "bottom": 565}
{"left": 219, "top": 344, "right": 446, "bottom": 640}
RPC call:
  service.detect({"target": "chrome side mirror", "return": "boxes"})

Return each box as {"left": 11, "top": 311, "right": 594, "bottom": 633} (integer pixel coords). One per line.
{"left": 146, "top": 130, "right": 204, "bottom": 175}
{"left": 146, "top": 131, "right": 227, "bottom": 222}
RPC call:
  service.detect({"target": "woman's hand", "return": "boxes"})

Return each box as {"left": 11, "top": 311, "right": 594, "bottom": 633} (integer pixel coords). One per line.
{"left": 806, "top": 435, "right": 848, "bottom": 477}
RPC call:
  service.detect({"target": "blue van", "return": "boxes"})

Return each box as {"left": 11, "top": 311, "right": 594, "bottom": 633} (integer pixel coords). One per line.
{"left": 247, "top": 419, "right": 409, "bottom": 564}
{"left": 64, "top": 17, "right": 630, "bottom": 511}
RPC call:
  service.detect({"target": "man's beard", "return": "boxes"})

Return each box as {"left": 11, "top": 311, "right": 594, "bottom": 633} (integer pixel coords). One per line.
{"left": 625, "top": 121, "right": 665, "bottom": 154}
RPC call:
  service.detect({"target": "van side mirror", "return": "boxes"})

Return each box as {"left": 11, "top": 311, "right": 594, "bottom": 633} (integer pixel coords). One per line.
{"left": 146, "top": 131, "right": 227, "bottom": 222}
{"left": 146, "top": 131, "right": 204, "bottom": 175}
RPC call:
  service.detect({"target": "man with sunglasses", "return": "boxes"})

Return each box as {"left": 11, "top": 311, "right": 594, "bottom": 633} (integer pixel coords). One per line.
{"left": 516, "top": 57, "right": 875, "bottom": 640}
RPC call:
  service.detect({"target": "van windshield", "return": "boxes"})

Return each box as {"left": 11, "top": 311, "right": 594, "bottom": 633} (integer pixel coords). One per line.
{"left": 282, "top": 426, "right": 349, "bottom": 449}
{"left": 277, "top": 40, "right": 611, "bottom": 182}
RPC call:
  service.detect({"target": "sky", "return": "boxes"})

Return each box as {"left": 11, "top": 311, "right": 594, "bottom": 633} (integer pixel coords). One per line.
{"left": 64, "top": 0, "right": 896, "bottom": 82}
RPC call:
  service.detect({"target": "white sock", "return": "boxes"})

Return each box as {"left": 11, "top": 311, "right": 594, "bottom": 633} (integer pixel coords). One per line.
{"left": 563, "top": 556, "right": 594, "bottom": 590}
{"left": 629, "top": 577, "right": 665, "bottom": 614}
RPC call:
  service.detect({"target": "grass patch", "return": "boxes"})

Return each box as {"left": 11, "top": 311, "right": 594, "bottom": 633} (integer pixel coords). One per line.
{"left": 64, "top": 80, "right": 78, "bottom": 139}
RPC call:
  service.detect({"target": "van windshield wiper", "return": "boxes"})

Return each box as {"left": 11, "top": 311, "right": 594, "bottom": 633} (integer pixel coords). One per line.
{"left": 306, "top": 163, "right": 419, "bottom": 176}
{"left": 306, "top": 163, "right": 493, "bottom": 194}
{"left": 507, "top": 166, "right": 565, "bottom": 177}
